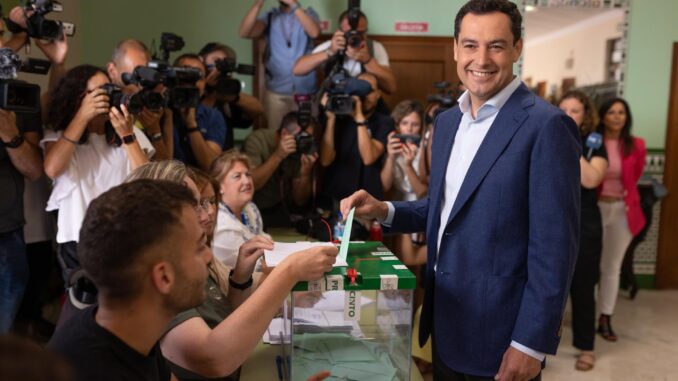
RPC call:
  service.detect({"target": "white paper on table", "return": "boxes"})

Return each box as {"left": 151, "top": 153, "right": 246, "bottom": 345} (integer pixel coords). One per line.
{"left": 264, "top": 241, "right": 347, "bottom": 267}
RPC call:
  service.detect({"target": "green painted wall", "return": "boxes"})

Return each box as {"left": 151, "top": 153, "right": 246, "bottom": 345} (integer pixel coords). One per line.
{"left": 624, "top": 0, "right": 678, "bottom": 149}
{"left": 58, "top": 0, "right": 678, "bottom": 149}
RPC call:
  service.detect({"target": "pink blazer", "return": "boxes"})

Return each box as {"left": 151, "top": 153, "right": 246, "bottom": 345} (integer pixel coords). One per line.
{"left": 614, "top": 137, "right": 647, "bottom": 236}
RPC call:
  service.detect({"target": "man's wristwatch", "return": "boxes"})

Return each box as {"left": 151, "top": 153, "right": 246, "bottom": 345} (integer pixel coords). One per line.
{"left": 355, "top": 120, "right": 368, "bottom": 127}
{"left": 186, "top": 126, "right": 200, "bottom": 134}
{"left": 2, "top": 133, "right": 24, "bottom": 148}
{"left": 121, "top": 134, "right": 137, "bottom": 145}
{"left": 229, "top": 269, "right": 253, "bottom": 291}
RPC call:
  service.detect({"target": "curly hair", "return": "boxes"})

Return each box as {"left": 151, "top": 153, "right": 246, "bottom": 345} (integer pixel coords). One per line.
{"left": 558, "top": 90, "right": 599, "bottom": 136}
{"left": 47, "top": 65, "right": 108, "bottom": 133}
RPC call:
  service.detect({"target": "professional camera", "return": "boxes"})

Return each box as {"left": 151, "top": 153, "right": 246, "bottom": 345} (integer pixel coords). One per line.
{"left": 426, "top": 81, "right": 458, "bottom": 123}
{"left": 99, "top": 83, "right": 145, "bottom": 114}
{"left": 325, "top": 71, "right": 372, "bottom": 116}
{"left": 152, "top": 32, "right": 185, "bottom": 63}
{"left": 344, "top": 0, "right": 362, "bottom": 49}
{"left": 208, "top": 58, "right": 256, "bottom": 97}
{"left": 0, "top": 48, "right": 43, "bottom": 114}
{"left": 123, "top": 61, "right": 202, "bottom": 111}
{"left": 295, "top": 131, "right": 316, "bottom": 155}
{"left": 4, "top": 0, "right": 76, "bottom": 40}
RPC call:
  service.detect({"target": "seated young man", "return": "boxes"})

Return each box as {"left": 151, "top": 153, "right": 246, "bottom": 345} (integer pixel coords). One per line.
{"left": 48, "top": 179, "right": 337, "bottom": 381}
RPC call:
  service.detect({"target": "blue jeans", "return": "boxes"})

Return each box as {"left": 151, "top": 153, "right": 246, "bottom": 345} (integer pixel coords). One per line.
{"left": 0, "top": 228, "right": 29, "bottom": 333}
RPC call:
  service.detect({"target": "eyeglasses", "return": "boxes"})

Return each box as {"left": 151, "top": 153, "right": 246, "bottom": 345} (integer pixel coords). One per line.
{"left": 197, "top": 197, "right": 217, "bottom": 212}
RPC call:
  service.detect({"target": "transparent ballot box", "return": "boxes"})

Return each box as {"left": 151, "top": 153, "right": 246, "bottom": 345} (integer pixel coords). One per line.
{"left": 281, "top": 242, "right": 416, "bottom": 381}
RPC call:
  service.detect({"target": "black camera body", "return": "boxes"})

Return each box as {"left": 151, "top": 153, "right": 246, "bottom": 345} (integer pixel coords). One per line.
{"left": 123, "top": 61, "right": 202, "bottom": 111}
{"left": 295, "top": 131, "right": 316, "bottom": 156}
{"left": 393, "top": 133, "right": 421, "bottom": 147}
{"left": 0, "top": 48, "right": 42, "bottom": 114}
{"left": 325, "top": 72, "right": 372, "bottom": 116}
{"left": 4, "top": 0, "right": 76, "bottom": 40}
{"left": 209, "top": 58, "right": 256, "bottom": 97}
{"left": 344, "top": 0, "right": 363, "bottom": 49}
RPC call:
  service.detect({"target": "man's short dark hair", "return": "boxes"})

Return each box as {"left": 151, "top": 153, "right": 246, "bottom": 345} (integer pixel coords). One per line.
{"left": 454, "top": 0, "right": 522, "bottom": 45}
{"left": 173, "top": 53, "right": 205, "bottom": 71}
{"left": 78, "top": 180, "right": 196, "bottom": 301}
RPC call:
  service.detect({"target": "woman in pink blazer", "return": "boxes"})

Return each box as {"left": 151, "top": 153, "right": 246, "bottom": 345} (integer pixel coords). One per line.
{"left": 596, "top": 97, "right": 646, "bottom": 342}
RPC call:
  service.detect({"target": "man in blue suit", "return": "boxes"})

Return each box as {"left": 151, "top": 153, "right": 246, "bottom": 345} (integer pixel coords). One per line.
{"left": 341, "top": 1, "right": 580, "bottom": 380}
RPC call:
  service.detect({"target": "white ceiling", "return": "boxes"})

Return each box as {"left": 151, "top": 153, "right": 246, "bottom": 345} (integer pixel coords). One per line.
{"left": 524, "top": 7, "right": 624, "bottom": 42}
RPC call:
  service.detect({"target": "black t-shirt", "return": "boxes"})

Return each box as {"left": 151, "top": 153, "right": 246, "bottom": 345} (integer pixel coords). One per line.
{"left": 48, "top": 306, "right": 171, "bottom": 381}
{"left": 323, "top": 111, "right": 394, "bottom": 203}
{"left": 0, "top": 112, "right": 42, "bottom": 233}
{"left": 581, "top": 132, "right": 608, "bottom": 211}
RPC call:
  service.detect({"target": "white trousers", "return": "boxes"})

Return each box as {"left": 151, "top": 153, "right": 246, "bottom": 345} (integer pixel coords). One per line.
{"left": 263, "top": 90, "right": 297, "bottom": 130}
{"left": 598, "top": 200, "right": 634, "bottom": 315}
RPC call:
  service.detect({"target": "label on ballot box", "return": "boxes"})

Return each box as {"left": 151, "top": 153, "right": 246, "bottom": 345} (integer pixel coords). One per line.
{"left": 344, "top": 290, "right": 362, "bottom": 321}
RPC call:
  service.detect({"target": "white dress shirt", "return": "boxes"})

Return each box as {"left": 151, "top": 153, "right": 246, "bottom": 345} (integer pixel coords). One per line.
{"left": 384, "top": 76, "right": 546, "bottom": 361}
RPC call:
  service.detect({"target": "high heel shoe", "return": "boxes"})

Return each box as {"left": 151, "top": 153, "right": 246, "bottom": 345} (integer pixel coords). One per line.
{"left": 598, "top": 314, "right": 618, "bottom": 342}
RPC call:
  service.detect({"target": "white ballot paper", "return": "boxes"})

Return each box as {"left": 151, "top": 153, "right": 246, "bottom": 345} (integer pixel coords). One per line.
{"left": 338, "top": 207, "right": 356, "bottom": 263}
{"left": 264, "top": 241, "right": 347, "bottom": 267}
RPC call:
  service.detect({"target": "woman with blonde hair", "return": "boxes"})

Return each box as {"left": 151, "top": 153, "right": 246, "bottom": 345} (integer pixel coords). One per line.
{"left": 210, "top": 149, "right": 271, "bottom": 268}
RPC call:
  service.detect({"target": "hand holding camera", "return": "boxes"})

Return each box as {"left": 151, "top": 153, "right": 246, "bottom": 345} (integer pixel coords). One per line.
{"left": 138, "top": 108, "right": 163, "bottom": 135}
{"left": 300, "top": 152, "right": 319, "bottom": 176}
{"left": 275, "top": 133, "right": 297, "bottom": 160}
{"left": 180, "top": 107, "right": 198, "bottom": 129}
{"left": 0, "top": 108, "right": 19, "bottom": 141}
{"left": 346, "top": 40, "right": 370, "bottom": 64}
{"left": 400, "top": 141, "right": 418, "bottom": 166}
{"left": 75, "top": 88, "right": 109, "bottom": 124}
{"left": 34, "top": 33, "right": 68, "bottom": 65}
{"left": 351, "top": 95, "right": 365, "bottom": 122}
{"left": 385, "top": 131, "right": 403, "bottom": 158}
{"left": 329, "top": 30, "right": 346, "bottom": 56}
{"left": 108, "top": 104, "right": 135, "bottom": 138}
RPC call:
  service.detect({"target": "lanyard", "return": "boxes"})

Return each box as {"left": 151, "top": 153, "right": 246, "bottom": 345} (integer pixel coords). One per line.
{"left": 221, "top": 202, "right": 249, "bottom": 227}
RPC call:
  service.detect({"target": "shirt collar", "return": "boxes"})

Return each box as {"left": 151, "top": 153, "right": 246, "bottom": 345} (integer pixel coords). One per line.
{"left": 458, "top": 76, "right": 522, "bottom": 120}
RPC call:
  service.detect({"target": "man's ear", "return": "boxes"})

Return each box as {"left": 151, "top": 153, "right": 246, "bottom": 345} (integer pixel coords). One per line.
{"left": 106, "top": 62, "right": 118, "bottom": 83}
{"left": 513, "top": 38, "right": 523, "bottom": 62}
{"left": 150, "top": 261, "right": 174, "bottom": 296}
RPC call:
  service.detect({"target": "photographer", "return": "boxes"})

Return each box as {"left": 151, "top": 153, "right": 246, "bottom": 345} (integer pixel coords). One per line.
{"left": 293, "top": 10, "right": 396, "bottom": 95}
{"left": 41, "top": 65, "right": 153, "bottom": 316}
{"left": 243, "top": 111, "right": 318, "bottom": 227}
{"left": 171, "top": 53, "right": 226, "bottom": 171}
{"left": 319, "top": 72, "right": 393, "bottom": 205}
{"left": 199, "top": 42, "right": 264, "bottom": 149}
{"left": 0, "top": 102, "right": 43, "bottom": 335}
{"left": 240, "top": 0, "right": 320, "bottom": 130}
{"left": 107, "top": 39, "right": 172, "bottom": 160}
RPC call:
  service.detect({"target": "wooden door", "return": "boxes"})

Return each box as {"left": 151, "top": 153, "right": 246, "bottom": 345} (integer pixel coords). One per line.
{"left": 656, "top": 43, "right": 678, "bottom": 289}
{"left": 252, "top": 35, "right": 458, "bottom": 111}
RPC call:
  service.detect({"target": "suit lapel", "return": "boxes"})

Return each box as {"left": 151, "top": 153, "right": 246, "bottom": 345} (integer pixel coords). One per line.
{"left": 428, "top": 108, "right": 462, "bottom": 256}
{"left": 444, "top": 85, "right": 533, "bottom": 228}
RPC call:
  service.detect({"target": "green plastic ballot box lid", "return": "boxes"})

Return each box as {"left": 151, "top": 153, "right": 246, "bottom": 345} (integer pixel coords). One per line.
{"left": 292, "top": 241, "right": 416, "bottom": 292}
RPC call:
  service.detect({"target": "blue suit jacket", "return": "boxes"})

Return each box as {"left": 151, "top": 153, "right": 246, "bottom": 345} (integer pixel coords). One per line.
{"left": 388, "top": 84, "right": 580, "bottom": 376}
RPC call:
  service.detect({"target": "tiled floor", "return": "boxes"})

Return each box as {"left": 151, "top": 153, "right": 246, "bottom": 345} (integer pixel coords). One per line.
{"left": 543, "top": 289, "right": 678, "bottom": 380}
{"left": 422, "top": 290, "right": 678, "bottom": 381}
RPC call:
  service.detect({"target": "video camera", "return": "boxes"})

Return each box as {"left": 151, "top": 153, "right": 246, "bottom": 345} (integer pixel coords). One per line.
{"left": 122, "top": 61, "right": 202, "bottom": 112}
{"left": 344, "top": 0, "right": 363, "bottom": 49}
{"left": 0, "top": 48, "right": 48, "bottom": 114}
{"left": 426, "top": 81, "right": 458, "bottom": 123}
{"left": 152, "top": 32, "right": 184, "bottom": 63}
{"left": 324, "top": 71, "right": 372, "bottom": 116}
{"left": 293, "top": 95, "right": 316, "bottom": 156}
{"left": 208, "top": 58, "right": 255, "bottom": 98}
{"left": 4, "top": 0, "right": 76, "bottom": 41}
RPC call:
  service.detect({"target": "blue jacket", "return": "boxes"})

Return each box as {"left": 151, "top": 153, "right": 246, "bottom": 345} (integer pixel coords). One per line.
{"left": 388, "top": 84, "right": 580, "bottom": 376}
